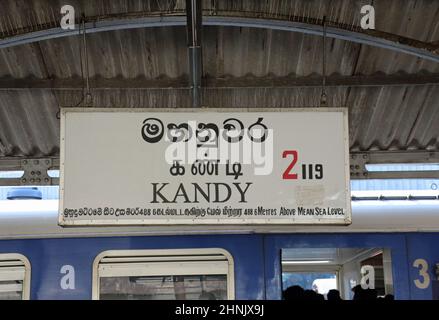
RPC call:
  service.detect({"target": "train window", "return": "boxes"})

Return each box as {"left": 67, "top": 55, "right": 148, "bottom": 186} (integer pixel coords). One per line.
{"left": 92, "top": 249, "right": 234, "bottom": 300}
{"left": 281, "top": 248, "right": 394, "bottom": 300}
{"left": 0, "top": 254, "right": 31, "bottom": 300}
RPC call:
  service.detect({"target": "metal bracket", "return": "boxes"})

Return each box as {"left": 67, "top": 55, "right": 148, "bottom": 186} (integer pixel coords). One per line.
{"left": 21, "top": 159, "right": 52, "bottom": 185}
{"left": 350, "top": 153, "right": 370, "bottom": 179}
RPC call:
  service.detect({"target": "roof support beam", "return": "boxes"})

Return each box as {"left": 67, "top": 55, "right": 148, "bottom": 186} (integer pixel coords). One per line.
{"left": 186, "top": 0, "right": 203, "bottom": 108}
{"left": 1, "top": 152, "right": 438, "bottom": 186}
{"left": 350, "top": 151, "right": 439, "bottom": 179}
{"left": 1, "top": 74, "right": 439, "bottom": 91}
{"left": 0, "top": 15, "right": 438, "bottom": 63}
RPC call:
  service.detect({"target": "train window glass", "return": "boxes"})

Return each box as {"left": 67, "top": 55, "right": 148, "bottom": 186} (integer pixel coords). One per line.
{"left": 0, "top": 254, "right": 31, "bottom": 300}
{"left": 0, "top": 280, "right": 23, "bottom": 300}
{"left": 93, "top": 249, "right": 234, "bottom": 300}
{"left": 281, "top": 248, "right": 394, "bottom": 300}
{"left": 100, "top": 275, "right": 227, "bottom": 300}
{"left": 282, "top": 272, "right": 338, "bottom": 296}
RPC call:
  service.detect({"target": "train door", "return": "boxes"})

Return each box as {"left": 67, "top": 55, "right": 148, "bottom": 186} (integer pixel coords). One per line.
{"left": 92, "top": 248, "right": 234, "bottom": 300}
{"left": 280, "top": 248, "right": 394, "bottom": 300}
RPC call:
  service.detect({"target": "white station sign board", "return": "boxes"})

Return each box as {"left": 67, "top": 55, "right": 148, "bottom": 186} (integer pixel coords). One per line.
{"left": 59, "top": 108, "right": 351, "bottom": 226}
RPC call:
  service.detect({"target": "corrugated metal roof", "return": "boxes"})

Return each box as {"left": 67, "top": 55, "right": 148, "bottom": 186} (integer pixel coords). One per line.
{"left": 0, "top": 0, "right": 438, "bottom": 158}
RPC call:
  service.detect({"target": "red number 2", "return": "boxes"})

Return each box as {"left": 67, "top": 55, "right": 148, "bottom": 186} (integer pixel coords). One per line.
{"left": 282, "top": 150, "right": 298, "bottom": 180}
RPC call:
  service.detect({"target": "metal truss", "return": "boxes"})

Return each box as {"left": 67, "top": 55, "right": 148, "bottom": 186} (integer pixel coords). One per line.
{"left": 0, "top": 14, "right": 438, "bottom": 63}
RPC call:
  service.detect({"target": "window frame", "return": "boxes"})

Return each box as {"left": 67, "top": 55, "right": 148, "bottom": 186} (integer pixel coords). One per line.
{"left": 0, "top": 253, "right": 31, "bottom": 300}
{"left": 92, "top": 248, "right": 235, "bottom": 300}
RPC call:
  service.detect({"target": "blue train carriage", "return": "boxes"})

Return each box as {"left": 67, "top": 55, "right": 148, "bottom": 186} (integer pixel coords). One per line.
{"left": 0, "top": 199, "right": 439, "bottom": 300}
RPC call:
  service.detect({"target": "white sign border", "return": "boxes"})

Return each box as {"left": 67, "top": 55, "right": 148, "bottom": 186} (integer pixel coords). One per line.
{"left": 59, "top": 107, "right": 351, "bottom": 227}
